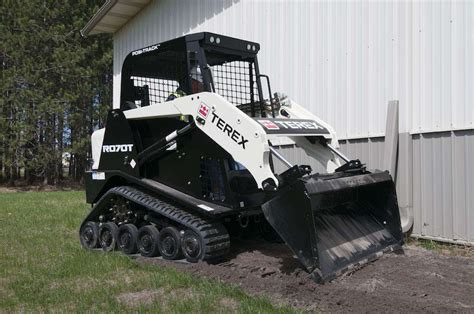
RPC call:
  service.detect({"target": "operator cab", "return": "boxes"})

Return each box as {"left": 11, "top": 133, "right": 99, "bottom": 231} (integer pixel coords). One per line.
{"left": 119, "top": 33, "right": 278, "bottom": 209}
{"left": 120, "top": 32, "right": 276, "bottom": 117}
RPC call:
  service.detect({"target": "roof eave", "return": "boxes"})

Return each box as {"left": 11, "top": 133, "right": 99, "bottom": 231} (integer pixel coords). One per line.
{"left": 81, "top": 0, "right": 151, "bottom": 37}
{"left": 81, "top": 0, "right": 118, "bottom": 36}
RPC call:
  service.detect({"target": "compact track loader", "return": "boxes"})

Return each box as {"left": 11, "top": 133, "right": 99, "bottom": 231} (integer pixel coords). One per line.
{"left": 80, "top": 32, "right": 403, "bottom": 283}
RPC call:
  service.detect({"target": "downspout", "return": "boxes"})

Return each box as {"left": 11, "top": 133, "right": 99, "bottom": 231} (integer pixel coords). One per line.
{"left": 383, "top": 100, "right": 414, "bottom": 233}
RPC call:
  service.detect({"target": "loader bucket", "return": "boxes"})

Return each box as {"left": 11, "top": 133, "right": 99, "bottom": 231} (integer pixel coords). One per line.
{"left": 262, "top": 171, "right": 403, "bottom": 283}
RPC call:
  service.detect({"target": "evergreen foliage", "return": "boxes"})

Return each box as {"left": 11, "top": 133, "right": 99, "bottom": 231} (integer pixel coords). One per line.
{"left": 0, "top": 0, "right": 112, "bottom": 185}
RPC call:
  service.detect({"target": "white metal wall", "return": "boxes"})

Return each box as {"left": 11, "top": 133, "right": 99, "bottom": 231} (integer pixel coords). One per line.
{"left": 112, "top": 0, "right": 474, "bottom": 244}
{"left": 114, "top": 0, "right": 474, "bottom": 136}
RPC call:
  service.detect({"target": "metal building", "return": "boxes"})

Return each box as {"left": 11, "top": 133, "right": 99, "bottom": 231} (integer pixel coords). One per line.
{"left": 83, "top": 0, "right": 474, "bottom": 245}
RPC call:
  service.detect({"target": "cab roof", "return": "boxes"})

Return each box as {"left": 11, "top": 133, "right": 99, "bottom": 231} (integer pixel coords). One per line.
{"left": 124, "top": 32, "right": 260, "bottom": 65}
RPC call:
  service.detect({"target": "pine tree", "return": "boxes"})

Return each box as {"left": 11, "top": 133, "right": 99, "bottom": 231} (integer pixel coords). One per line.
{"left": 0, "top": 0, "right": 112, "bottom": 185}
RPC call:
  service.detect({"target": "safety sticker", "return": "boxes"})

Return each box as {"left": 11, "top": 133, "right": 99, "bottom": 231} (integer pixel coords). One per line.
{"left": 92, "top": 172, "right": 105, "bottom": 180}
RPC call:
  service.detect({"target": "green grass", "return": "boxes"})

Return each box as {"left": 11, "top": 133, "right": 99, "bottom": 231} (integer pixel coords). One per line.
{"left": 0, "top": 191, "right": 295, "bottom": 313}
{"left": 418, "top": 239, "right": 439, "bottom": 251}
{"left": 405, "top": 236, "right": 474, "bottom": 258}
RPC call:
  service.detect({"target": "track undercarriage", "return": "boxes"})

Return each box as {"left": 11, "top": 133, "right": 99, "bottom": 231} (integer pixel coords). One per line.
{"left": 80, "top": 185, "right": 279, "bottom": 263}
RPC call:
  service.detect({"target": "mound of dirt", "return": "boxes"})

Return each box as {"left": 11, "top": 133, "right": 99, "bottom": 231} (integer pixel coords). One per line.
{"left": 138, "top": 239, "right": 474, "bottom": 312}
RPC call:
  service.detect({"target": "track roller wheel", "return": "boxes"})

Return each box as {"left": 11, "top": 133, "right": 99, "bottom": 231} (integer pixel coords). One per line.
{"left": 99, "top": 222, "right": 119, "bottom": 252}
{"left": 80, "top": 221, "right": 99, "bottom": 249}
{"left": 158, "top": 226, "right": 183, "bottom": 260}
{"left": 117, "top": 224, "right": 138, "bottom": 254}
{"left": 181, "top": 230, "right": 204, "bottom": 263}
{"left": 137, "top": 225, "right": 160, "bottom": 257}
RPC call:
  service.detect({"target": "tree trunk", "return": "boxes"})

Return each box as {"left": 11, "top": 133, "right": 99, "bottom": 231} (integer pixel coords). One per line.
{"left": 58, "top": 112, "right": 64, "bottom": 181}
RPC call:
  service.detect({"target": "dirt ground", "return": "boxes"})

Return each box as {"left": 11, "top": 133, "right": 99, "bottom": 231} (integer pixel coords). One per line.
{"left": 138, "top": 239, "right": 474, "bottom": 312}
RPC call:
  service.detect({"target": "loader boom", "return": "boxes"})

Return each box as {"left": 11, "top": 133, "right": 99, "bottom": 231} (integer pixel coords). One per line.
{"left": 122, "top": 92, "right": 344, "bottom": 189}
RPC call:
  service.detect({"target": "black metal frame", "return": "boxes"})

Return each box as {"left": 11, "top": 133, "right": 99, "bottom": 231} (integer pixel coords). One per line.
{"left": 120, "top": 32, "right": 275, "bottom": 117}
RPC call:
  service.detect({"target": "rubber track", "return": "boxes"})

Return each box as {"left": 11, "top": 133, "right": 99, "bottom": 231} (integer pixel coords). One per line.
{"left": 106, "top": 186, "right": 230, "bottom": 261}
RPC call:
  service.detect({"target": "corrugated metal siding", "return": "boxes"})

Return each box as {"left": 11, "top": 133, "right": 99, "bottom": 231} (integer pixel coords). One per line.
{"left": 114, "top": 0, "right": 474, "bottom": 136}
{"left": 411, "top": 2, "right": 474, "bottom": 134}
{"left": 412, "top": 130, "right": 474, "bottom": 243}
{"left": 111, "top": 0, "right": 474, "bottom": 244}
